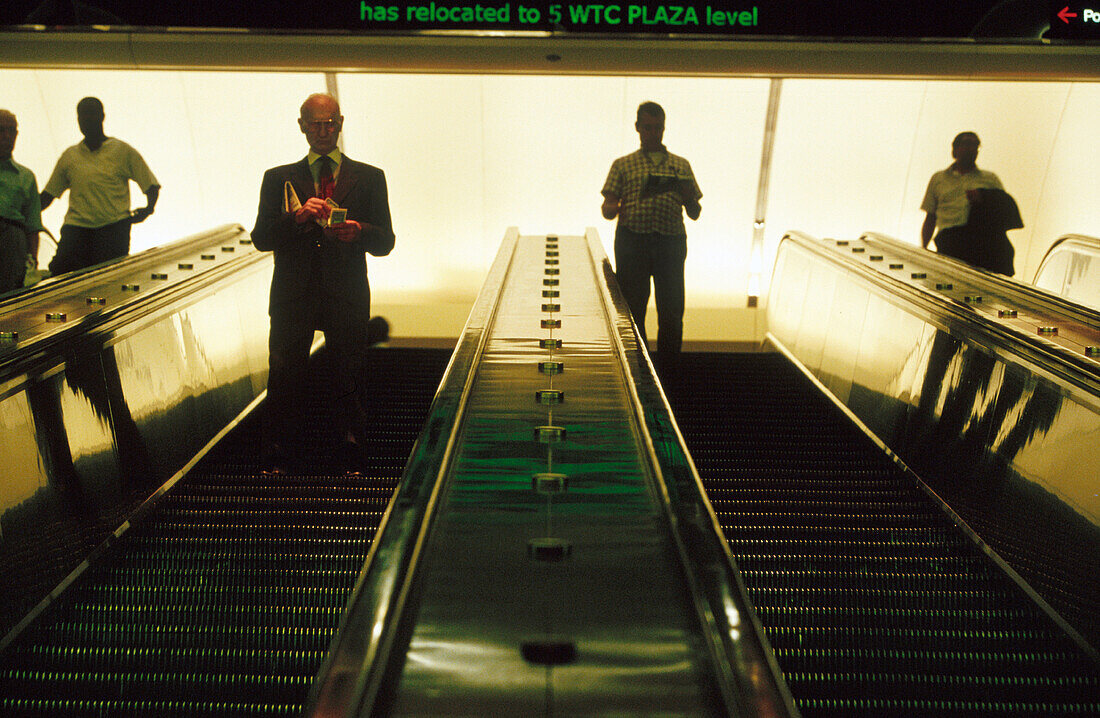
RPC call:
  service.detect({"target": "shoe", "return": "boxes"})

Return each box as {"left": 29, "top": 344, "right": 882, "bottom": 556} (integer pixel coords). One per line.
{"left": 261, "top": 462, "right": 289, "bottom": 477}
{"left": 261, "top": 442, "right": 292, "bottom": 476}
{"left": 339, "top": 440, "right": 368, "bottom": 476}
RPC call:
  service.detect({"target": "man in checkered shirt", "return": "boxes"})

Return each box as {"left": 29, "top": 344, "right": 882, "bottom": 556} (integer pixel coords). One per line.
{"left": 602, "top": 101, "right": 702, "bottom": 376}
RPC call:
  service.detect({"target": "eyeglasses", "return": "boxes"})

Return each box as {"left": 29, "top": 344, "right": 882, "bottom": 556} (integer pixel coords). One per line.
{"left": 304, "top": 119, "right": 340, "bottom": 131}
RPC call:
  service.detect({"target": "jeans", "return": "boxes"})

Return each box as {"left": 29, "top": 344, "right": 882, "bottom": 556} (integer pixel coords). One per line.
{"left": 613, "top": 226, "right": 687, "bottom": 362}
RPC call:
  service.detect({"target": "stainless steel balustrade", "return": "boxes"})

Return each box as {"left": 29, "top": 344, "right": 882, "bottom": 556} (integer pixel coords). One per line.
{"left": 0, "top": 225, "right": 272, "bottom": 644}
{"left": 307, "top": 229, "right": 794, "bottom": 717}
{"left": 858, "top": 230, "right": 1100, "bottom": 361}
{"left": 0, "top": 224, "right": 258, "bottom": 356}
{"left": 767, "top": 229, "right": 1100, "bottom": 653}
{"left": 1033, "top": 233, "right": 1100, "bottom": 312}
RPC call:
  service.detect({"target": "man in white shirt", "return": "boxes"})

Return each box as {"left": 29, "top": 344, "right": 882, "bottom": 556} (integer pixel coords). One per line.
{"left": 920, "top": 132, "right": 1004, "bottom": 263}
{"left": 41, "top": 97, "right": 160, "bottom": 275}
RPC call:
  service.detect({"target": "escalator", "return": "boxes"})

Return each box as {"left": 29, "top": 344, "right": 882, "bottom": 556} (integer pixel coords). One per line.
{"left": 0, "top": 347, "right": 452, "bottom": 716}
{"left": 667, "top": 351, "right": 1100, "bottom": 716}
{"left": 1, "top": 225, "right": 1096, "bottom": 716}
{"left": 5, "top": 344, "right": 1094, "bottom": 716}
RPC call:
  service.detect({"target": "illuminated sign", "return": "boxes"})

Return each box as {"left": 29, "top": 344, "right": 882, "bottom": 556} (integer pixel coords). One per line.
{"left": 1052, "top": 2, "right": 1100, "bottom": 39}
{"left": 0, "top": 0, "right": 1095, "bottom": 40}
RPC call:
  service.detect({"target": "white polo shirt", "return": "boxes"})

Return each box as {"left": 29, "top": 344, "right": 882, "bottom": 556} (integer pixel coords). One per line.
{"left": 921, "top": 165, "right": 1003, "bottom": 231}
{"left": 44, "top": 138, "right": 158, "bottom": 228}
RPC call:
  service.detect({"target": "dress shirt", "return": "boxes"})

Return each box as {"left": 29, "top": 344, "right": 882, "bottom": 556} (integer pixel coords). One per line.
{"left": 307, "top": 150, "right": 342, "bottom": 195}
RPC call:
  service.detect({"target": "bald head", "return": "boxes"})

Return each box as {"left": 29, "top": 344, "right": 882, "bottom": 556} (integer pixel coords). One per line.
{"left": 300, "top": 93, "right": 340, "bottom": 119}
{"left": 298, "top": 93, "right": 343, "bottom": 156}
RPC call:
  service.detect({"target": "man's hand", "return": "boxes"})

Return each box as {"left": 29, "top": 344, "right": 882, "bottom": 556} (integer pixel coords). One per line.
{"left": 677, "top": 182, "right": 701, "bottom": 221}
{"left": 921, "top": 212, "right": 937, "bottom": 249}
{"left": 601, "top": 194, "right": 620, "bottom": 220}
{"left": 325, "top": 220, "right": 363, "bottom": 243}
{"left": 130, "top": 206, "right": 154, "bottom": 223}
{"left": 295, "top": 197, "right": 331, "bottom": 224}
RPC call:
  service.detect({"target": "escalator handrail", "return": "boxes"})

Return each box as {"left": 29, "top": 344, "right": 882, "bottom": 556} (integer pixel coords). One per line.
{"left": 1033, "top": 234, "right": 1100, "bottom": 309}
{"left": 585, "top": 228, "right": 801, "bottom": 718}
{"left": 781, "top": 231, "right": 1100, "bottom": 403}
{"left": 303, "top": 228, "right": 520, "bottom": 718}
{"left": 860, "top": 230, "right": 1100, "bottom": 329}
{"left": 1035, "top": 233, "right": 1100, "bottom": 280}
{"left": 0, "top": 225, "right": 256, "bottom": 384}
{"left": 0, "top": 223, "right": 250, "bottom": 311}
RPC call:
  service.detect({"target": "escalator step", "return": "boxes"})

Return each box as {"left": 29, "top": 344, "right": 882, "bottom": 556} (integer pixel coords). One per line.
{"left": 0, "top": 347, "right": 453, "bottom": 715}
{"left": 667, "top": 351, "right": 1100, "bottom": 717}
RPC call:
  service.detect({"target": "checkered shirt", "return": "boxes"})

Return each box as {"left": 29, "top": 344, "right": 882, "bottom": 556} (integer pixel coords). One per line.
{"left": 602, "top": 147, "right": 702, "bottom": 236}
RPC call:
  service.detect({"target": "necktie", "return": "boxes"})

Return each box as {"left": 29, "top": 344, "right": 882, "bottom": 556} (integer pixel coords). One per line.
{"left": 317, "top": 156, "right": 335, "bottom": 200}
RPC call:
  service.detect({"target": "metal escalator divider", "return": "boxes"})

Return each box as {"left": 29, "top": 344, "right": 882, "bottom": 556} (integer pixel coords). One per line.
{"left": 667, "top": 351, "right": 1100, "bottom": 717}
{"left": 0, "top": 347, "right": 451, "bottom": 716}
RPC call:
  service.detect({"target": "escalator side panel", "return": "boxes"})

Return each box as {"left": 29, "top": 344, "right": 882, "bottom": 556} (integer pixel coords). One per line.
{"left": 0, "top": 256, "right": 272, "bottom": 640}
{"left": 766, "top": 237, "right": 1100, "bottom": 648}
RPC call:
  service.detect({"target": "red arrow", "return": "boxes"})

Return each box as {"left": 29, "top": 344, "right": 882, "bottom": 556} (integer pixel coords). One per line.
{"left": 1058, "top": 6, "right": 1078, "bottom": 23}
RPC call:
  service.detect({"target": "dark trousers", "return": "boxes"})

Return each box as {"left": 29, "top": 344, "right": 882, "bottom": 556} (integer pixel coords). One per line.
{"left": 48, "top": 219, "right": 131, "bottom": 276}
{"left": 614, "top": 226, "right": 687, "bottom": 364}
{"left": 264, "top": 292, "right": 369, "bottom": 458}
{"left": 0, "top": 222, "right": 27, "bottom": 293}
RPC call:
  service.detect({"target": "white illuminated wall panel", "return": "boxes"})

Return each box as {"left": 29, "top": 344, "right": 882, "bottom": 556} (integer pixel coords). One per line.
{"left": 766, "top": 79, "right": 1093, "bottom": 295}
{"left": 1, "top": 69, "right": 327, "bottom": 261}
{"left": 1, "top": 68, "right": 1097, "bottom": 344}
{"left": 1022, "top": 82, "right": 1100, "bottom": 276}
{"left": 339, "top": 73, "right": 768, "bottom": 344}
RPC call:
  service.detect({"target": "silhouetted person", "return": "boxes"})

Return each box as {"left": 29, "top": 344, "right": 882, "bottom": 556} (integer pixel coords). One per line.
{"left": 251, "top": 93, "right": 394, "bottom": 475}
{"left": 0, "top": 110, "right": 44, "bottom": 293}
{"left": 921, "top": 131, "right": 1020, "bottom": 275}
{"left": 41, "top": 97, "right": 159, "bottom": 275}
{"left": 602, "top": 101, "right": 701, "bottom": 377}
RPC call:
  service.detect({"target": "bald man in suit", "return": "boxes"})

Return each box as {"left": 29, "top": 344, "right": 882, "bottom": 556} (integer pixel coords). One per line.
{"left": 252, "top": 93, "right": 394, "bottom": 474}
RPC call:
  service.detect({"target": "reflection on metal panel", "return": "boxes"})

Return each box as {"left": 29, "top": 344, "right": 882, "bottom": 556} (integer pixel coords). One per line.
{"left": 52, "top": 357, "right": 121, "bottom": 510}
{"left": 995, "top": 367, "right": 1100, "bottom": 525}
{"left": 767, "top": 231, "right": 1100, "bottom": 647}
{"left": 0, "top": 389, "right": 46, "bottom": 532}
{"left": 0, "top": 228, "right": 271, "bottom": 640}
{"left": 849, "top": 299, "right": 930, "bottom": 447}
{"left": 818, "top": 278, "right": 868, "bottom": 406}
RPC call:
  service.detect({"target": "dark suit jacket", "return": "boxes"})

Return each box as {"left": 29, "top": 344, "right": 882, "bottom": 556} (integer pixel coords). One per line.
{"left": 251, "top": 155, "right": 394, "bottom": 315}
